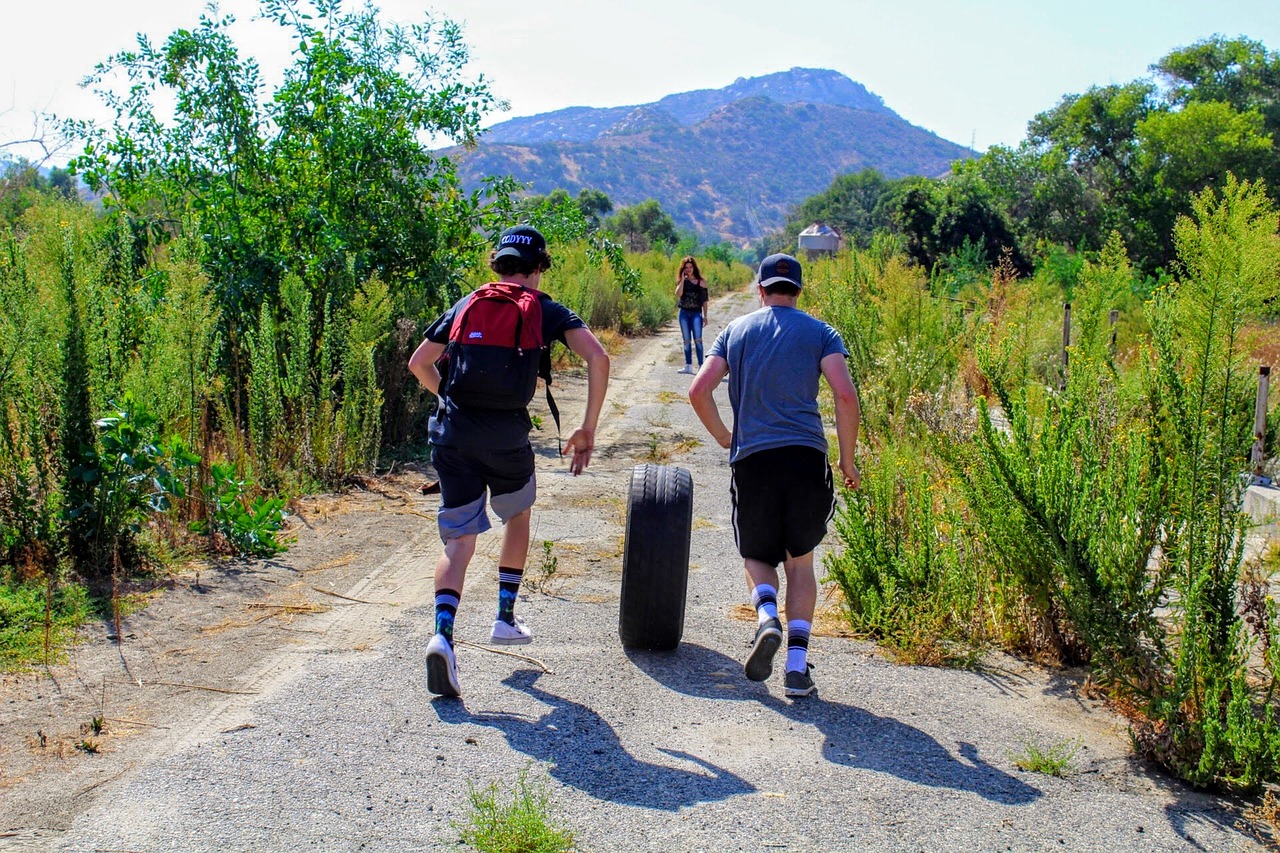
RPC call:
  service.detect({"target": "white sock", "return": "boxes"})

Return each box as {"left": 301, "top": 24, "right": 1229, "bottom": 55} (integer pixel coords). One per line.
{"left": 751, "top": 584, "right": 779, "bottom": 624}
{"left": 786, "top": 619, "right": 811, "bottom": 672}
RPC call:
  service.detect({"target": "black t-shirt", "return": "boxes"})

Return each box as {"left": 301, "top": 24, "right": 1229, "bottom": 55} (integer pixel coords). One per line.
{"left": 424, "top": 287, "right": 586, "bottom": 450}
{"left": 678, "top": 278, "right": 708, "bottom": 312}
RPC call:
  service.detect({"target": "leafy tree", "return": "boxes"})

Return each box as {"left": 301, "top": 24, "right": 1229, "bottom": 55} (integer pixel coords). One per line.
{"left": 607, "top": 199, "right": 678, "bottom": 252}
{"left": 0, "top": 159, "right": 71, "bottom": 223}
{"left": 1131, "top": 101, "right": 1274, "bottom": 262}
{"left": 879, "top": 174, "right": 1028, "bottom": 275}
{"left": 1155, "top": 36, "right": 1280, "bottom": 141}
{"left": 784, "top": 169, "right": 893, "bottom": 248}
{"left": 67, "top": 0, "right": 520, "bottom": 470}
{"left": 1015, "top": 38, "right": 1280, "bottom": 272}
{"left": 576, "top": 188, "right": 613, "bottom": 227}
{"left": 964, "top": 145, "right": 1101, "bottom": 252}
{"left": 69, "top": 0, "right": 514, "bottom": 337}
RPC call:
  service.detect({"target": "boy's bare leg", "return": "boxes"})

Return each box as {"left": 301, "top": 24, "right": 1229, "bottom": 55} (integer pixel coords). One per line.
{"left": 435, "top": 534, "right": 477, "bottom": 591}
{"left": 499, "top": 508, "right": 532, "bottom": 570}
{"left": 781, "top": 551, "right": 817, "bottom": 624}
{"left": 744, "top": 559, "right": 779, "bottom": 595}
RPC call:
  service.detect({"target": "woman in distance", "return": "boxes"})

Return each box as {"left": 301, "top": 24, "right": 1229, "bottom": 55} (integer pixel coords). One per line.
{"left": 674, "top": 255, "right": 709, "bottom": 374}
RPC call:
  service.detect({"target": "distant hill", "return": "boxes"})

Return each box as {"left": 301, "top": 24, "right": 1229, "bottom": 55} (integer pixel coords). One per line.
{"left": 444, "top": 68, "right": 972, "bottom": 244}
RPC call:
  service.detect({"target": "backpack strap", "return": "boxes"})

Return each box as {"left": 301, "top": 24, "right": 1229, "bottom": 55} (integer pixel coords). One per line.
{"left": 540, "top": 348, "right": 562, "bottom": 454}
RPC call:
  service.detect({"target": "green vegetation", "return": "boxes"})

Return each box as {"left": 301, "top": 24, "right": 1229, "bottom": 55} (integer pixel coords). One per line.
{"left": 817, "top": 177, "right": 1280, "bottom": 792}
{"left": 1010, "top": 738, "right": 1081, "bottom": 777}
{"left": 0, "top": 0, "right": 750, "bottom": 667}
{"left": 0, "top": 578, "right": 90, "bottom": 669}
{"left": 456, "top": 769, "right": 575, "bottom": 853}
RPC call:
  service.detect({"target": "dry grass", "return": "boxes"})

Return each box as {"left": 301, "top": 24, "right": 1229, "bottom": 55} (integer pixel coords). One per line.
{"left": 1241, "top": 790, "right": 1280, "bottom": 850}
{"left": 201, "top": 593, "right": 330, "bottom": 633}
{"left": 595, "top": 327, "right": 627, "bottom": 355}
{"left": 296, "top": 552, "right": 357, "bottom": 574}
{"left": 672, "top": 436, "right": 702, "bottom": 455}
{"left": 727, "top": 588, "right": 856, "bottom": 639}
{"left": 656, "top": 390, "right": 685, "bottom": 404}
{"left": 1245, "top": 321, "right": 1280, "bottom": 369}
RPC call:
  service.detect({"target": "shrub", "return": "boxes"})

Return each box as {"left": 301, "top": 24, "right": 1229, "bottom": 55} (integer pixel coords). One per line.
{"left": 456, "top": 769, "right": 575, "bottom": 853}
{"left": 199, "top": 462, "right": 287, "bottom": 557}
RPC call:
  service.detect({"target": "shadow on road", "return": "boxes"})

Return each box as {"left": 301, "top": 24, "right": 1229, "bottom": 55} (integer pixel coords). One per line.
{"left": 432, "top": 668, "right": 755, "bottom": 810}
{"left": 626, "top": 642, "right": 1043, "bottom": 806}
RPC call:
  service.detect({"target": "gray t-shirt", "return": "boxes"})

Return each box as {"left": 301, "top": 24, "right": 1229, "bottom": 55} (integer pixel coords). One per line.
{"left": 708, "top": 305, "right": 849, "bottom": 463}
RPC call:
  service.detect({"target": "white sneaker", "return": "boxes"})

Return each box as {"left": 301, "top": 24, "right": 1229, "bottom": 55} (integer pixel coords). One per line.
{"left": 425, "top": 633, "right": 461, "bottom": 697}
{"left": 677, "top": 365, "right": 694, "bottom": 374}
{"left": 490, "top": 617, "right": 533, "bottom": 645}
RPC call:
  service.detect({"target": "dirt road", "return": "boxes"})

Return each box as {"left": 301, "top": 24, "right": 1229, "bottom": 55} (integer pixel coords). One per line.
{"left": 0, "top": 288, "right": 1264, "bottom": 852}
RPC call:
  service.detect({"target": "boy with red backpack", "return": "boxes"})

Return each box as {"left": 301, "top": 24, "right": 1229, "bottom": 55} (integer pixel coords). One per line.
{"left": 408, "top": 225, "right": 610, "bottom": 697}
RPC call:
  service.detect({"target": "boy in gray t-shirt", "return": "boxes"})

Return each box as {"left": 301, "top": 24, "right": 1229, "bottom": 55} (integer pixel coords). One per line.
{"left": 689, "top": 253, "right": 861, "bottom": 697}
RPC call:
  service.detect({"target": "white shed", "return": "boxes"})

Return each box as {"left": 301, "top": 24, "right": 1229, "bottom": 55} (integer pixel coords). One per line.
{"left": 798, "top": 221, "right": 841, "bottom": 257}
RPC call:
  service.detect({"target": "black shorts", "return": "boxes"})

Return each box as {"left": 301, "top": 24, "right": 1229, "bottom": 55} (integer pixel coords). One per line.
{"left": 431, "top": 444, "right": 536, "bottom": 542}
{"left": 731, "top": 446, "right": 835, "bottom": 567}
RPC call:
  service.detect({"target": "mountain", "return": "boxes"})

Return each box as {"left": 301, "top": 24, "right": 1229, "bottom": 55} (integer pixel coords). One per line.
{"left": 444, "top": 68, "right": 971, "bottom": 244}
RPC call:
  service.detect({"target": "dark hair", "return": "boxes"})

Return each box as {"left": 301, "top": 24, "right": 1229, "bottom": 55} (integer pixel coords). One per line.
{"left": 676, "top": 255, "right": 703, "bottom": 283}
{"left": 761, "top": 281, "right": 800, "bottom": 298}
{"left": 489, "top": 249, "right": 553, "bottom": 277}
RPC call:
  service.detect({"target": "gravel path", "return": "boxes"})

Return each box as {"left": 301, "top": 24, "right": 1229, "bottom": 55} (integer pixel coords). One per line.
{"left": 29, "top": 289, "right": 1262, "bottom": 852}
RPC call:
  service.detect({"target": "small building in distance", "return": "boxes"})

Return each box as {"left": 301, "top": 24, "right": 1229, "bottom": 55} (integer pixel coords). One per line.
{"left": 797, "top": 221, "right": 842, "bottom": 259}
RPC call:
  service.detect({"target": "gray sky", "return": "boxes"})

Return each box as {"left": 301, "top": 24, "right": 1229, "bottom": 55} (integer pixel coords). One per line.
{"left": 3, "top": 0, "right": 1278, "bottom": 163}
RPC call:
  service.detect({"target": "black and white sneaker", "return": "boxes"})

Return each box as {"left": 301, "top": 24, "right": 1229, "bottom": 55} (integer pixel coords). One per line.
{"left": 744, "top": 617, "right": 784, "bottom": 682}
{"left": 426, "top": 633, "right": 461, "bottom": 697}
{"left": 784, "top": 664, "right": 816, "bottom": 697}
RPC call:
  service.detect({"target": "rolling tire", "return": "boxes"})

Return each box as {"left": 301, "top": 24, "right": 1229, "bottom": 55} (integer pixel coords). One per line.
{"left": 619, "top": 463, "right": 694, "bottom": 650}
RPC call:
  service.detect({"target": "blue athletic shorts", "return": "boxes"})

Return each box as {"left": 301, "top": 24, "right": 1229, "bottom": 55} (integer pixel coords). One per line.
{"left": 431, "top": 444, "right": 536, "bottom": 542}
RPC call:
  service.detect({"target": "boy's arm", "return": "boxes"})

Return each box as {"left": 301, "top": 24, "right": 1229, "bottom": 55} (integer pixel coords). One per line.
{"left": 820, "top": 352, "right": 861, "bottom": 489}
{"left": 408, "top": 338, "right": 447, "bottom": 395}
{"left": 562, "top": 327, "right": 611, "bottom": 475}
{"left": 688, "top": 356, "right": 732, "bottom": 448}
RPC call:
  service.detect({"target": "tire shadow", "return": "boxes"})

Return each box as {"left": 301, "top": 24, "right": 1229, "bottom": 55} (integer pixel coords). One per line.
{"left": 626, "top": 643, "right": 1042, "bottom": 807}
{"left": 431, "top": 668, "right": 755, "bottom": 810}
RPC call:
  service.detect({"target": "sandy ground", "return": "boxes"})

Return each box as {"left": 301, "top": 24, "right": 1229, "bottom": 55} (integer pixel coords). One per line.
{"left": 0, "top": 287, "right": 1273, "bottom": 852}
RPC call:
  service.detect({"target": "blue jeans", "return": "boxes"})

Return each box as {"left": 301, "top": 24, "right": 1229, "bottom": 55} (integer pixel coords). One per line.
{"left": 678, "top": 309, "right": 704, "bottom": 366}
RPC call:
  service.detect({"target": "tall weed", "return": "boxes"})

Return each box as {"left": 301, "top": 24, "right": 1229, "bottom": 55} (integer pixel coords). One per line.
{"left": 1131, "top": 177, "right": 1280, "bottom": 790}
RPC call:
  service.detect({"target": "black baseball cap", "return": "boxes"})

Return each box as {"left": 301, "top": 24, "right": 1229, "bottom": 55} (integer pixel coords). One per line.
{"left": 493, "top": 225, "right": 547, "bottom": 263}
{"left": 757, "top": 253, "right": 802, "bottom": 289}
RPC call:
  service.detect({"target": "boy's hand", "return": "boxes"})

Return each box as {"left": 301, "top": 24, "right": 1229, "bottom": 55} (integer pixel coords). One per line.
{"left": 839, "top": 457, "right": 861, "bottom": 490}
{"left": 563, "top": 427, "right": 595, "bottom": 475}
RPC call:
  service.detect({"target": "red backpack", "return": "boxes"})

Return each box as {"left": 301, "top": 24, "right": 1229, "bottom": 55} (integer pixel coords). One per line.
{"left": 438, "top": 283, "right": 561, "bottom": 432}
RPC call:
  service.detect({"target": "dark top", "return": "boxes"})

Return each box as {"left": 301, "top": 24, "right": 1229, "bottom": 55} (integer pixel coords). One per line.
{"left": 677, "top": 278, "right": 709, "bottom": 312}
{"left": 424, "top": 287, "right": 586, "bottom": 450}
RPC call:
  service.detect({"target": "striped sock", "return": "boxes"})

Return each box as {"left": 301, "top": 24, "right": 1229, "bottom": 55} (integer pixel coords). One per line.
{"left": 434, "top": 589, "right": 460, "bottom": 646}
{"left": 497, "top": 566, "right": 524, "bottom": 625}
{"left": 751, "top": 584, "right": 779, "bottom": 624}
{"left": 786, "top": 619, "right": 811, "bottom": 672}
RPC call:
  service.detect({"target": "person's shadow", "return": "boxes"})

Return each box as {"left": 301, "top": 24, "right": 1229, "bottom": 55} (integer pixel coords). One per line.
{"left": 626, "top": 643, "right": 1042, "bottom": 806}
{"left": 432, "top": 668, "right": 755, "bottom": 810}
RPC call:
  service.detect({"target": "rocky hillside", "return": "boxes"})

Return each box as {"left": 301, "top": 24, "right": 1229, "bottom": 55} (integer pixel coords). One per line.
{"left": 444, "top": 68, "right": 971, "bottom": 244}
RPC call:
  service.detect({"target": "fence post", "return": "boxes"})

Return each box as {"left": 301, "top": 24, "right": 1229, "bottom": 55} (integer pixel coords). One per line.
{"left": 1253, "top": 365, "right": 1271, "bottom": 483}
{"left": 1061, "top": 302, "right": 1072, "bottom": 388}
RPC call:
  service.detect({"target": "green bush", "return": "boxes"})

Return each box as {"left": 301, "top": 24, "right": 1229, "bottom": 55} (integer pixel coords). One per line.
{"left": 0, "top": 576, "right": 90, "bottom": 669}
{"left": 826, "top": 440, "right": 976, "bottom": 665}
{"left": 70, "top": 395, "right": 199, "bottom": 578}
{"left": 198, "top": 462, "right": 287, "bottom": 558}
